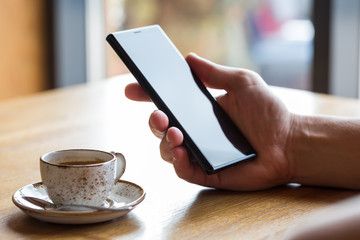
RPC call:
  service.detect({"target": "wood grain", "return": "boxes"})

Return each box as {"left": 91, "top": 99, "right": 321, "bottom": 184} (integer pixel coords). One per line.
{"left": 1, "top": 74, "right": 359, "bottom": 239}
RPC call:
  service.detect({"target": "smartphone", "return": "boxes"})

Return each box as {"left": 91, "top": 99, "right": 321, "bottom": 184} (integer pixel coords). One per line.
{"left": 106, "top": 25, "right": 256, "bottom": 174}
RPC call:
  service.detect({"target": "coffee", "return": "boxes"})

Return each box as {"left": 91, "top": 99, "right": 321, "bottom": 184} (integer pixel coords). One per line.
{"left": 40, "top": 149, "right": 126, "bottom": 206}
{"left": 59, "top": 159, "right": 105, "bottom": 166}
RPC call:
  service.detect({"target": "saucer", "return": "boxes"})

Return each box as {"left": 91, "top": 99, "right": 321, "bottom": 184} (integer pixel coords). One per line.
{"left": 12, "top": 180, "right": 145, "bottom": 224}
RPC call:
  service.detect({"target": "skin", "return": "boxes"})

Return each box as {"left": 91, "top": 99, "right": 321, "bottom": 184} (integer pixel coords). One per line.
{"left": 125, "top": 53, "right": 360, "bottom": 191}
{"left": 126, "top": 53, "right": 293, "bottom": 191}
{"left": 124, "top": 52, "right": 360, "bottom": 239}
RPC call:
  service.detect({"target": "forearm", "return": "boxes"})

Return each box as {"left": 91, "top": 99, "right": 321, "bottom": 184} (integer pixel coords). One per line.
{"left": 288, "top": 114, "right": 360, "bottom": 189}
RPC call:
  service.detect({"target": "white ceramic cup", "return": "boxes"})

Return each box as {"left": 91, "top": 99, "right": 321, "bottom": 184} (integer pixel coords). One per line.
{"left": 40, "top": 149, "right": 126, "bottom": 206}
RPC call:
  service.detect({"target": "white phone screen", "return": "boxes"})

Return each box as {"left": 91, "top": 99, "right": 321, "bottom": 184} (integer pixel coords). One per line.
{"left": 108, "top": 25, "right": 256, "bottom": 173}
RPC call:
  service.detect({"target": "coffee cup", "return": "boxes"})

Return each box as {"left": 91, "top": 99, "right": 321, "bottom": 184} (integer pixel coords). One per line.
{"left": 40, "top": 149, "right": 126, "bottom": 206}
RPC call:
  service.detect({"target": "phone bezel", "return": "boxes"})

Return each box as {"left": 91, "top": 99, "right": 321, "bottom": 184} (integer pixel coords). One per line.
{"left": 106, "top": 27, "right": 256, "bottom": 174}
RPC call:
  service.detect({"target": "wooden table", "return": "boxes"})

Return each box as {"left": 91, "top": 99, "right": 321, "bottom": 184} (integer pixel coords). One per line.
{"left": 1, "top": 74, "right": 360, "bottom": 239}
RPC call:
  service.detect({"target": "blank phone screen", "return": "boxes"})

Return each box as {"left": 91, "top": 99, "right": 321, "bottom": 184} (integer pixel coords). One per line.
{"left": 110, "top": 25, "right": 256, "bottom": 173}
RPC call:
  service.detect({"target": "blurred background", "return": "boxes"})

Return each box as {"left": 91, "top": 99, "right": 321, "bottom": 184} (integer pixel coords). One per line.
{"left": 0, "top": 0, "right": 359, "bottom": 100}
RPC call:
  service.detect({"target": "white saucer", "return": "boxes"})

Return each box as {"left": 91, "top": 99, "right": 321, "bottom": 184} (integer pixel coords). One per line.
{"left": 12, "top": 180, "right": 145, "bottom": 224}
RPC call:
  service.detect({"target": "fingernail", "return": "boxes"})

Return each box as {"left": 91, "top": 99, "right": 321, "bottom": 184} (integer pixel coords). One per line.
{"left": 150, "top": 126, "right": 165, "bottom": 139}
{"left": 165, "top": 132, "right": 170, "bottom": 143}
{"left": 165, "top": 132, "right": 175, "bottom": 148}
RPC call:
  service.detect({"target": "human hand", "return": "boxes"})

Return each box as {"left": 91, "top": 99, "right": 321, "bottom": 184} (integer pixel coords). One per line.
{"left": 125, "top": 53, "right": 295, "bottom": 191}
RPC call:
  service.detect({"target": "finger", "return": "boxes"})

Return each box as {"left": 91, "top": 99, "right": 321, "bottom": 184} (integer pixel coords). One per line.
{"left": 170, "top": 144, "right": 264, "bottom": 190}
{"left": 124, "top": 82, "right": 151, "bottom": 102}
{"left": 171, "top": 146, "right": 210, "bottom": 186}
{"left": 172, "top": 146, "right": 197, "bottom": 178}
{"left": 148, "top": 110, "right": 169, "bottom": 139}
{"left": 172, "top": 154, "right": 266, "bottom": 191}
{"left": 185, "top": 53, "right": 236, "bottom": 90}
{"left": 185, "top": 53, "right": 264, "bottom": 91}
{"left": 159, "top": 137, "right": 172, "bottom": 163}
{"left": 166, "top": 127, "right": 183, "bottom": 147}
{"left": 159, "top": 127, "right": 183, "bottom": 163}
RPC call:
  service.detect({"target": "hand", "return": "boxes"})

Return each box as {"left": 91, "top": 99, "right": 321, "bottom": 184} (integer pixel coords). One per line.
{"left": 125, "top": 53, "right": 295, "bottom": 191}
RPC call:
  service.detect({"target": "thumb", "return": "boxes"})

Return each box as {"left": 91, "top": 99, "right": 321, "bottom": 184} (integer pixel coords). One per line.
{"left": 185, "top": 53, "right": 264, "bottom": 91}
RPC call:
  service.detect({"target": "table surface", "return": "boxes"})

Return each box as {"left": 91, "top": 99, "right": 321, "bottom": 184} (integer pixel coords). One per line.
{"left": 1, "top": 74, "right": 360, "bottom": 240}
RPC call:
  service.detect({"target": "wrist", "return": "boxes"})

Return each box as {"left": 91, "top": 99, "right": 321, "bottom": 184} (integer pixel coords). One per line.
{"left": 285, "top": 113, "right": 309, "bottom": 185}
{"left": 285, "top": 114, "right": 360, "bottom": 189}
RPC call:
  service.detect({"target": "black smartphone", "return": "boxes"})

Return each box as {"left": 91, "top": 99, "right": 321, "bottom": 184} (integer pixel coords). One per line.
{"left": 106, "top": 25, "right": 256, "bottom": 174}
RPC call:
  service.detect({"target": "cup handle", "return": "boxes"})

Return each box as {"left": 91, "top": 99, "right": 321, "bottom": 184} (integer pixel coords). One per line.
{"left": 111, "top": 152, "right": 126, "bottom": 183}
